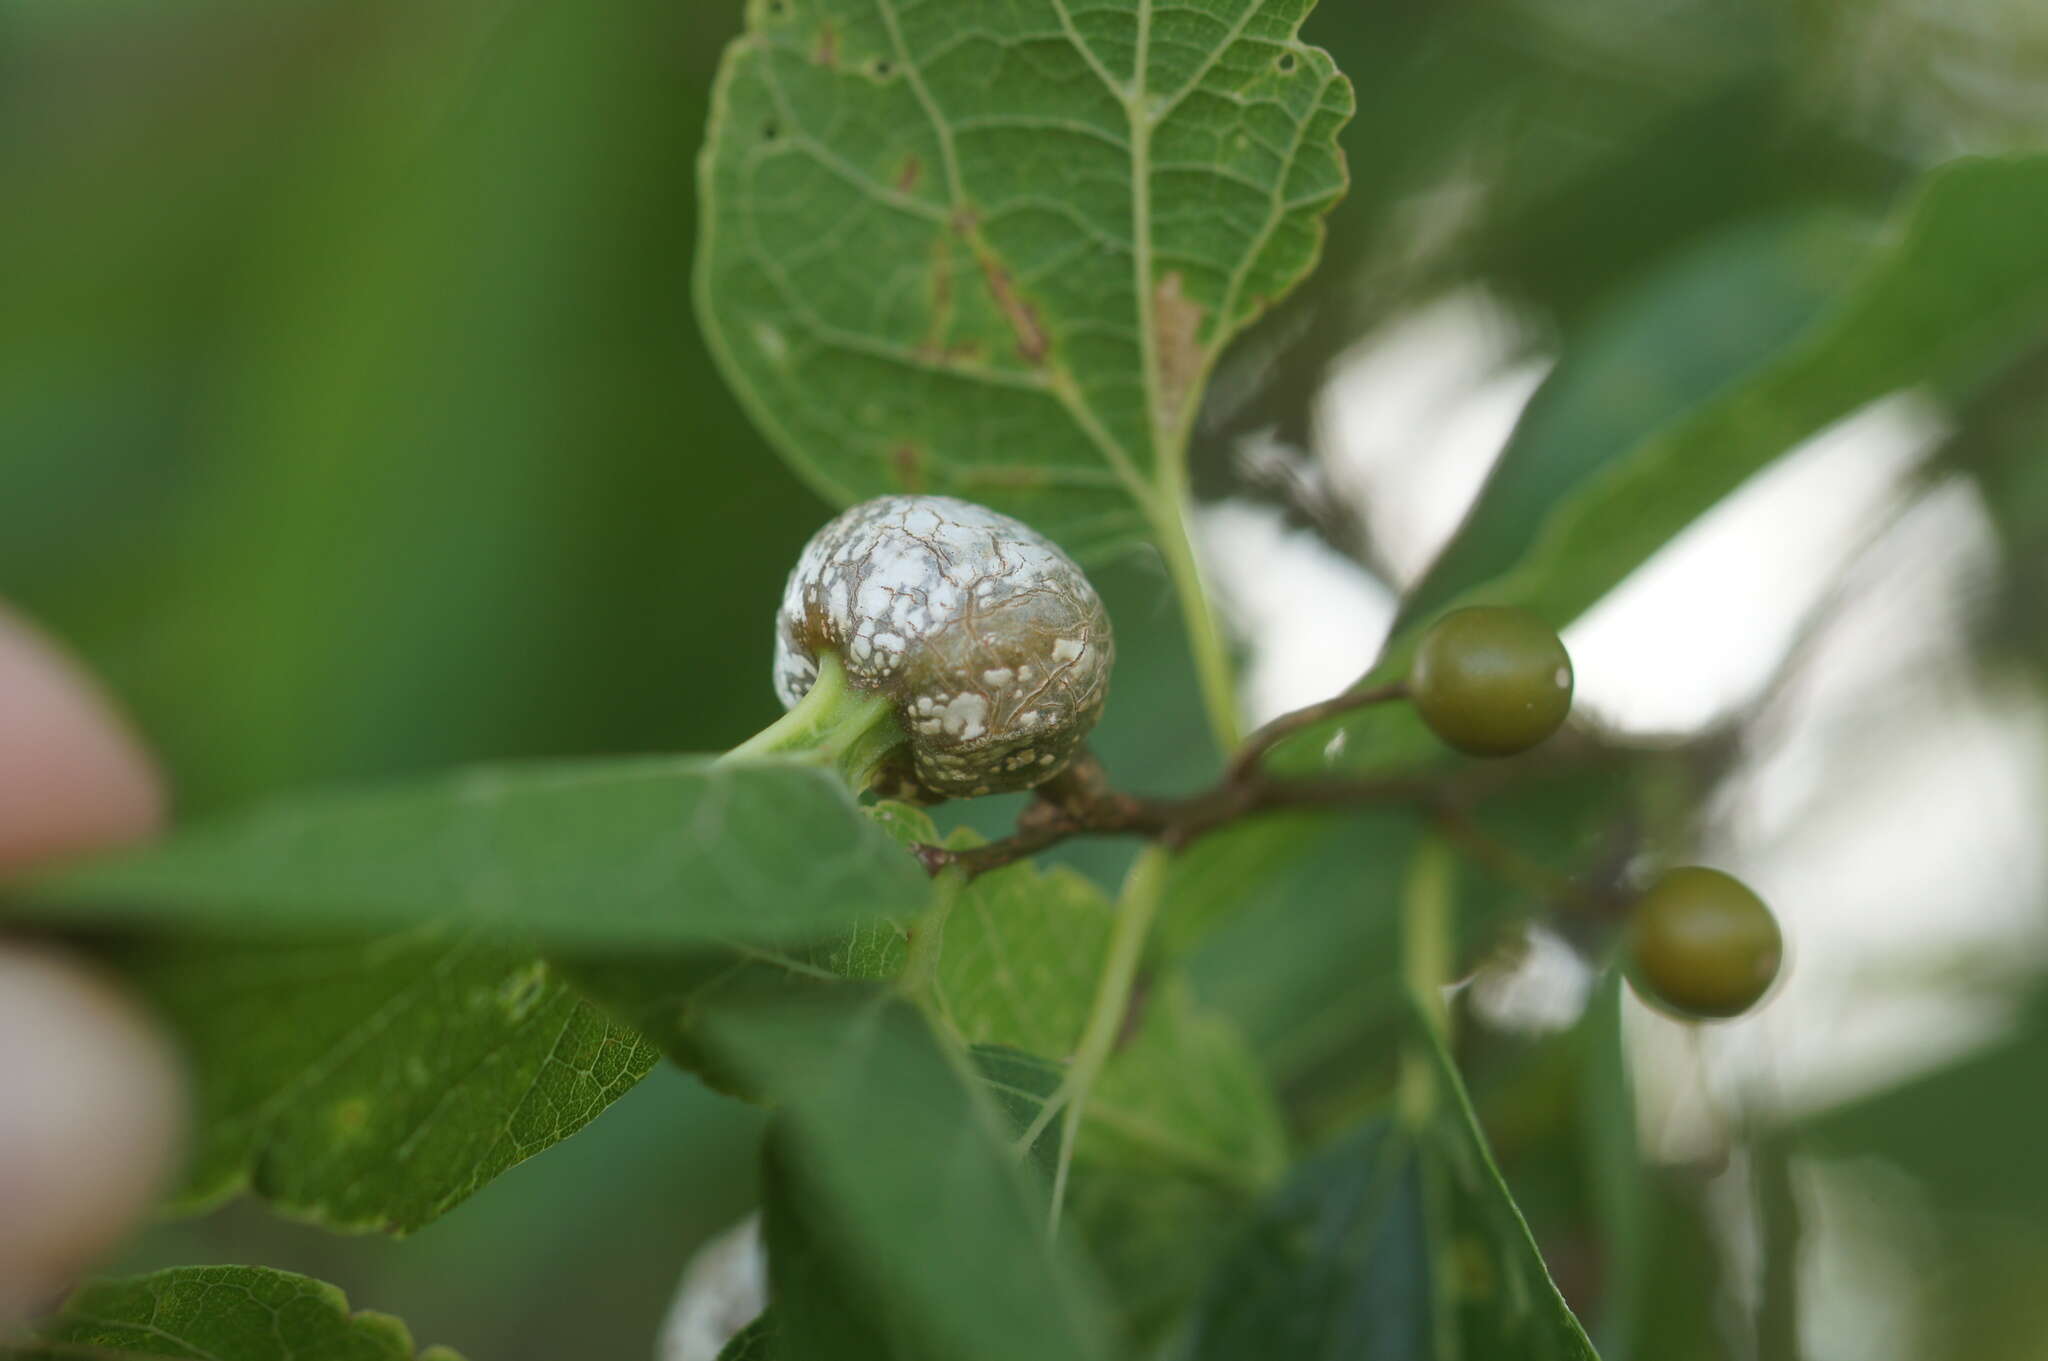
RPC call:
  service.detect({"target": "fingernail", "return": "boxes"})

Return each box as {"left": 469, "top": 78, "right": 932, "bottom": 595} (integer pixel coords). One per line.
{"left": 0, "top": 942, "right": 187, "bottom": 1332}
{"left": 0, "top": 607, "right": 164, "bottom": 871}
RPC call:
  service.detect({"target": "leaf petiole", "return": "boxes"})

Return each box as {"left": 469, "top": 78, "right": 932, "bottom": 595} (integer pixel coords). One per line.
{"left": 1016, "top": 845, "right": 1169, "bottom": 1234}
{"left": 1396, "top": 835, "right": 1455, "bottom": 1131}
{"left": 1149, "top": 491, "right": 1243, "bottom": 754}
{"left": 721, "top": 651, "right": 904, "bottom": 793}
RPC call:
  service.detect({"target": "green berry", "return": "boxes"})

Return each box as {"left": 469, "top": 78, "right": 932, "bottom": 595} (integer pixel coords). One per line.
{"left": 1627, "top": 867, "right": 1783, "bottom": 1020}
{"left": 1409, "top": 606, "right": 1573, "bottom": 757}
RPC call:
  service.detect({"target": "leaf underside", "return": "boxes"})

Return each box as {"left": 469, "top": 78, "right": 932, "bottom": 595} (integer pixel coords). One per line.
{"left": 697, "top": 0, "right": 1354, "bottom": 560}
{"left": 111, "top": 929, "right": 655, "bottom": 1234}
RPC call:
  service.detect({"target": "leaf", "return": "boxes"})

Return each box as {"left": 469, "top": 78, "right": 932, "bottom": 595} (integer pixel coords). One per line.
{"left": 559, "top": 922, "right": 911, "bottom": 1098}
{"left": 1068, "top": 978, "right": 1291, "bottom": 1342}
{"left": 1183, "top": 1011, "right": 1599, "bottom": 1360}
{"left": 1167, "top": 807, "right": 1422, "bottom": 1094}
{"left": 1088, "top": 974, "right": 1288, "bottom": 1185}
{"left": 1418, "top": 1015, "right": 1601, "bottom": 1361}
{"left": 928, "top": 853, "right": 1113, "bottom": 1055}
{"left": 696, "top": 0, "right": 1354, "bottom": 559}
{"left": 724, "top": 1045, "right": 1063, "bottom": 1361}
{"left": 107, "top": 929, "right": 655, "bottom": 1234}
{"left": 1575, "top": 974, "right": 1646, "bottom": 1359}
{"left": 925, "top": 847, "right": 1290, "bottom": 1171}
{"left": 8, "top": 758, "right": 933, "bottom": 947}
{"left": 926, "top": 851, "right": 1290, "bottom": 1342}
{"left": 1799, "top": 998, "right": 2048, "bottom": 1223}
{"left": 19, "top": 1266, "right": 463, "bottom": 1361}
{"left": 971, "top": 1042, "right": 1066, "bottom": 1178}
{"left": 757, "top": 1129, "right": 905, "bottom": 1361}
{"left": 577, "top": 814, "right": 1284, "bottom": 1171}
{"left": 1396, "top": 154, "right": 2048, "bottom": 657}
{"left": 1397, "top": 209, "right": 1876, "bottom": 632}
{"left": 697, "top": 983, "right": 1115, "bottom": 1361}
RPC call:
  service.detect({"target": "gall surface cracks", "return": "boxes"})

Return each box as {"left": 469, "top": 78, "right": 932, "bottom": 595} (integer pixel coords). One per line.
{"left": 775, "top": 496, "right": 1112, "bottom": 799}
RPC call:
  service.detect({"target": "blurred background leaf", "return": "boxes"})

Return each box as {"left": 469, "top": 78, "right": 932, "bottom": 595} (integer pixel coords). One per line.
{"left": 115, "top": 929, "right": 655, "bottom": 1234}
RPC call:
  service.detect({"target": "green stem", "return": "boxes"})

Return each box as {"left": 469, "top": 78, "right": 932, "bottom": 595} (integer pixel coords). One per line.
{"left": 720, "top": 651, "right": 903, "bottom": 791}
{"left": 1149, "top": 486, "right": 1241, "bottom": 754}
{"left": 898, "top": 869, "right": 961, "bottom": 1010}
{"left": 1754, "top": 1135, "right": 1805, "bottom": 1361}
{"left": 1018, "top": 844, "right": 1169, "bottom": 1232}
{"left": 1397, "top": 835, "right": 1455, "bottom": 1130}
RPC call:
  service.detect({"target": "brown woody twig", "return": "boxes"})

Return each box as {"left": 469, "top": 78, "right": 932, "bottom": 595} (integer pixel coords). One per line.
{"left": 915, "top": 744, "right": 1493, "bottom": 880}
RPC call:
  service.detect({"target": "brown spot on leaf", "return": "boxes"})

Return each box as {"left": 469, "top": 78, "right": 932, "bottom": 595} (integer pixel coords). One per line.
{"left": 892, "top": 443, "right": 927, "bottom": 490}
{"left": 1114, "top": 969, "right": 1155, "bottom": 1051}
{"left": 814, "top": 22, "right": 837, "bottom": 68}
{"left": 979, "top": 254, "right": 1049, "bottom": 365}
{"left": 959, "top": 465, "right": 1048, "bottom": 490}
{"left": 1152, "top": 270, "right": 1206, "bottom": 433}
{"left": 896, "top": 155, "right": 922, "bottom": 192}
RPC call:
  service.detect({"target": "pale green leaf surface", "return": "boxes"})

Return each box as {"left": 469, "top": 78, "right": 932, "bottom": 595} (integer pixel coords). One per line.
{"left": 1065, "top": 977, "right": 1292, "bottom": 1345}
{"left": 10, "top": 758, "right": 932, "bottom": 946}
{"left": 1087, "top": 974, "right": 1287, "bottom": 1185}
{"left": 926, "top": 846, "right": 1288, "bottom": 1191}
{"left": 114, "top": 930, "right": 655, "bottom": 1234}
{"left": 930, "top": 857, "right": 1111, "bottom": 1056}
{"left": 926, "top": 850, "right": 1290, "bottom": 1342}
{"left": 697, "top": 0, "right": 1354, "bottom": 558}
{"left": 21, "top": 1267, "right": 462, "bottom": 1361}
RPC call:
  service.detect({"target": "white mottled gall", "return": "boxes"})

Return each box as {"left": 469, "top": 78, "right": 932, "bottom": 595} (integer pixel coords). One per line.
{"left": 774, "top": 496, "right": 1113, "bottom": 798}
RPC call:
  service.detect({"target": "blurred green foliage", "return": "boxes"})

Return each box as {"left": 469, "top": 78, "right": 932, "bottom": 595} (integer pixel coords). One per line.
{"left": 6, "top": 0, "right": 2048, "bottom": 1357}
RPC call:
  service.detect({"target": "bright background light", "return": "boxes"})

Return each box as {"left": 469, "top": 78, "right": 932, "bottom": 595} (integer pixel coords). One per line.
{"left": 1194, "top": 292, "right": 2048, "bottom": 1155}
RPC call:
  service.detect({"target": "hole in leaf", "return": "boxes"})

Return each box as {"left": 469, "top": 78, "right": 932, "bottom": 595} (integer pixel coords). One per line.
{"left": 762, "top": 120, "right": 781, "bottom": 141}
{"left": 1276, "top": 51, "right": 1297, "bottom": 73}
{"left": 872, "top": 58, "right": 893, "bottom": 78}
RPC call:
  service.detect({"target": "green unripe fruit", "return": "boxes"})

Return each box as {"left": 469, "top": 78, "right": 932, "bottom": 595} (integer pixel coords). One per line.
{"left": 1409, "top": 606, "right": 1573, "bottom": 757}
{"left": 1627, "top": 867, "right": 1783, "bottom": 1020}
